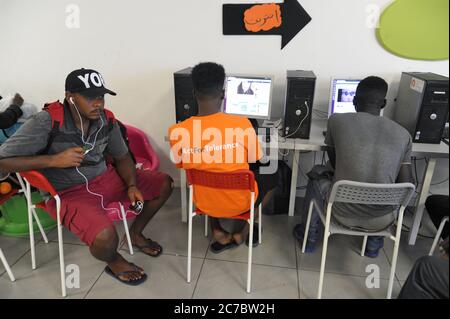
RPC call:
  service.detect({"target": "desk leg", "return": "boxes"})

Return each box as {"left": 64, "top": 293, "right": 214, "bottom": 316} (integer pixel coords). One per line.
{"left": 408, "top": 158, "right": 437, "bottom": 246}
{"left": 180, "top": 170, "right": 188, "bottom": 223}
{"left": 288, "top": 150, "right": 300, "bottom": 217}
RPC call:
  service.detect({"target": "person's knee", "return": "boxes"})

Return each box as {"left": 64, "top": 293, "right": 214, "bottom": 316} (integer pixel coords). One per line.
{"left": 91, "top": 226, "right": 119, "bottom": 256}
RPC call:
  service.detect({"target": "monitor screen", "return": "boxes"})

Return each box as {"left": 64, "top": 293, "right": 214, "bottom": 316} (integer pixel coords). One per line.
{"left": 328, "top": 79, "right": 361, "bottom": 116}
{"left": 223, "top": 75, "right": 273, "bottom": 119}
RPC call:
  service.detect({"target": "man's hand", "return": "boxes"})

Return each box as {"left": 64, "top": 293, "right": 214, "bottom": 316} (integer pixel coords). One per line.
{"left": 127, "top": 185, "right": 144, "bottom": 206}
{"left": 50, "top": 147, "right": 84, "bottom": 168}
{"left": 12, "top": 93, "right": 24, "bottom": 107}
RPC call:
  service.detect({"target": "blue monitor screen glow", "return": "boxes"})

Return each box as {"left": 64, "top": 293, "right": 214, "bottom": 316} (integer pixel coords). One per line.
{"left": 223, "top": 75, "right": 273, "bottom": 120}
{"left": 328, "top": 78, "right": 361, "bottom": 116}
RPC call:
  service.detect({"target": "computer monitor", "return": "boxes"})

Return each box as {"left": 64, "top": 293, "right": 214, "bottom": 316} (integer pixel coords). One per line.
{"left": 223, "top": 74, "right": 273, "bottom": 120}
{"left": 328, "top": 78, "right": 361, "bottom": 116}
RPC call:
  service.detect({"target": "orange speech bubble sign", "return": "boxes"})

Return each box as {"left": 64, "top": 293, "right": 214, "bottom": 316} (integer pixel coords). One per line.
{"left": 244, "top": 3, "right": 282, "bottom": 32}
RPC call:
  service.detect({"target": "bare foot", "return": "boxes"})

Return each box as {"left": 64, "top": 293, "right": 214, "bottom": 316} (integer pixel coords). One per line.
{"left": 107, "top": 254, "right": 145, "bottom": 282}
{"left": 128, "top": 233, "right": 162, "bottom": 257}
{"left": 212, "top": 228, "right": 233, "bottom": 245}
{"left": 232, "top": 223, "right": 249, "bottom": 245}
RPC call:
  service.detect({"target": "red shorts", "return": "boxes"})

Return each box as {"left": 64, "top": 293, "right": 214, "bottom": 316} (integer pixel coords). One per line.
{"left": 46, "top": 167, "right": 169, "bottom": 246}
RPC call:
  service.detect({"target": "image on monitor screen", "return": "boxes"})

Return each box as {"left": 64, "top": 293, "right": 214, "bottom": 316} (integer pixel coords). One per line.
{"left": 329, "top": 78, "right": 361, "bottom": 116}
{"left": 223, "top": 75, "right": 273, "bottom": 119}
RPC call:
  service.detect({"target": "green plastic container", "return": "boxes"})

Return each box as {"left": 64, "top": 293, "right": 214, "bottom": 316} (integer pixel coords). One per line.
{"left": 0, "top": 193, "right": 56, "bottom": 237}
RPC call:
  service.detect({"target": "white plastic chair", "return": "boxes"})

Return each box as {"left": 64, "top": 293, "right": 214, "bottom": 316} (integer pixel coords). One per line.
{"left": 0, "top": 248, "right": 15, "bottom": 282}
{"left": 302, "top": 180, "right": 415, "bottom": 299}
{"left": 17, "top": 171, "right": 136, "bottom": 297}
{"left": 18, "top": 171, "right": 66, "bottom": 297}
{"left": 429, "top": 216, "right": 449, "bottom": 256}
{"left": 186, "top": 169, "right": 262, "bottom": 293}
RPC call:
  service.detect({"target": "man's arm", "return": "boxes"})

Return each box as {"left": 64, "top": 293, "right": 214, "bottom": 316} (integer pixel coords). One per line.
{"left": 396, "top": 163, "right": 415, "bottom": 184}
{"left": 324, "top": 118, "right": 335, "bottom": 169}
{"left": 112, "top": 153, "right": 137, "bottom": 189}
{"left": 113, "top": 152, "right": 144, "bottom": 205}
{"left": 397, "top": 137, "right": 414, "bottom": 184}
{"left": 0, "top": 147, "right": 85, "bottom": 173}
{"left": 327, "top": 147, "right": 336, "bottom": 170}
{"left": 0, "top": 94, "right": 24, "bottom": 129}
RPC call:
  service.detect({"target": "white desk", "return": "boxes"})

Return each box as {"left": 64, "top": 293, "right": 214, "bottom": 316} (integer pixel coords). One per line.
{"left": 406, "top": 142, "right": 449, "bottom": 245}
{"left": 174, "top": 118, "right": 449, "bottom": 246}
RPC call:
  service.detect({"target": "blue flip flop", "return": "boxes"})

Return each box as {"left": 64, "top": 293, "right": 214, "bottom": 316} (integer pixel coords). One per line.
{"left": 104, "top": 265, "right": 148, "bottom": 286}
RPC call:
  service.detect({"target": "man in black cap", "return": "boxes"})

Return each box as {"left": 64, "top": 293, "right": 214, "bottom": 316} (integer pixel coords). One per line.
{"left": 0, "top": 68, "right": 173, "bottom": 286}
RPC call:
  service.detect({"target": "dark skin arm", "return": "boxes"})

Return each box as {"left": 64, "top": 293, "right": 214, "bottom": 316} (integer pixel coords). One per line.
{"left": 396, "top": 163, "right": 415, "bottom": 184}
{"left": 327, "top": 147, "right": 336, "bottom": 169}
{"left": 113, "top": 152, "right": 143, "bottom": 205}
{"left": 0, "top": 147, "right": 85, "bottom": 172}
{"left": 0, "top": 94, "right": 24, "bottom": 129}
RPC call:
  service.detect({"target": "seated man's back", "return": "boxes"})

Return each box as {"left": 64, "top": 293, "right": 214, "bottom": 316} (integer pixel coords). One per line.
{"left": 326, "top": 90, "right": 412, "bottom": 231}
{"left": 170, "top": 112, "right": 261, "bottom": 217}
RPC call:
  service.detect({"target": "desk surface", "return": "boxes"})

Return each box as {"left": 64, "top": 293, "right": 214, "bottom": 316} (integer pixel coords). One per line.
{"left": 271, "top": 118, "right": 449, "bottom": 158}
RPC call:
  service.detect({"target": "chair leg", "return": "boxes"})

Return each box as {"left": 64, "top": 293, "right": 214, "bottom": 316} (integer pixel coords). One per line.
{"left": 120, "top": 204, "right": 134, "bottom": 255}
{"left": 387, "top": 236, "right": 401, "bottom": 299}
{"left": 247, "top": 215, "right": 254, "bottom": 293}
{"left": 317, "top": 231, "right": 330, "bottom": 299}
{"left": 0, "top": 248, "right": 15, "bottom": 282}
{"left": 302, "top": 201, "right": 314, "bottom": 253}
{"left": 204, "top": 215, "right": 208, "bottom": 237}
{"left": 25, "top": 183, "right": 36, "bottom": 270}
{"left": 258, "top": 204, "right": 262, "bottom": 244}
{"left": 429, "top": 217, "right": 449, "bottom": 256}
{"left": 32, "top": 207, "right": 49, "bottom": 244}
{"left": 361, "top": 236, "right": 368, "bottom": 257}
{"left": 187, "top": 186, "right": 193, "bottom": 283}
{"left": 55, "top": 198, "right": 66, "bottom": 297}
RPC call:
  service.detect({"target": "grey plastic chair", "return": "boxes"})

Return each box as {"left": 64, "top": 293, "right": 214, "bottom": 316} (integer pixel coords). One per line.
{"left": 302, "top": 180, "right": 415, "bottom": 299}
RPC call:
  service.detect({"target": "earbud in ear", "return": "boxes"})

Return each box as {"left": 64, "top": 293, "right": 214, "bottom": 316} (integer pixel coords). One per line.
{"left": 70, "top": 97, "right": 74, "bottom": 104}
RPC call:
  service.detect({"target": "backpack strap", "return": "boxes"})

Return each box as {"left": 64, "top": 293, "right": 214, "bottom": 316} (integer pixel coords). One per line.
{"left": 41, "top": 102, "right": 117, "bottom": 154}
{"left": 40, "top": 101, "right": 65, "bottom": 154}
{"left": 104, "top": 108, "right": 116, "bottom": 132}
{"left": 43, "top": 101, "right": 65, "bottom": 129}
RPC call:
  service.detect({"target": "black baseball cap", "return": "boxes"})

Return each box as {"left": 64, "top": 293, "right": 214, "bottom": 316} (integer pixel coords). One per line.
{"left": 65, "top": 68, "right": 117, "bottom": 97}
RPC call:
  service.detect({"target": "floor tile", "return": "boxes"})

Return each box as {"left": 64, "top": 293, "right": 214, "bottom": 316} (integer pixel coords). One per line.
{"left": 0, "top": 242, "right": 104, "bottom": 299}
{"left": 193, "top": 259, "right": 299, "bottom": 299}
{"left": 85, "top": 254, "right": 203, "bottom": 299}
{"left": 298, "top": 269, "right": 402, "bottom": 299}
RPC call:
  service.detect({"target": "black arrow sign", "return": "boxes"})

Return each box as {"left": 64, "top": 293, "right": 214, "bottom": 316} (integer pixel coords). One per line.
{"left": 223, "top": 0, "right": 312, "bottom": 49}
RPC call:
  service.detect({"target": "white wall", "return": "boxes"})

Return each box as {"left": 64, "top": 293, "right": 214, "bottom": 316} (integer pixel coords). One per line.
{"left": 0, "top": 0, "right": 448, "bottom": 192}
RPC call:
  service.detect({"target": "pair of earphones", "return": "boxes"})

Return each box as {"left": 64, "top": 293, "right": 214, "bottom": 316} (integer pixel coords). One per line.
{"left": 69, "top": 96, "right": 104, "bottom": 155}
{"left": 69, "top": 96, "right": 144, "bottom": 215}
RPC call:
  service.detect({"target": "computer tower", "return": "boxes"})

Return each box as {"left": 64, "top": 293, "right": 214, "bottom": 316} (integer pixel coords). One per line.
{"left": 394, "top": 72, "right": 449, "bottom": 144}
{"left": 174, "top": 67, "right": 198, "bottom": 123}
{"left": 283, "top": 70, "right": 316, "bottom": 139}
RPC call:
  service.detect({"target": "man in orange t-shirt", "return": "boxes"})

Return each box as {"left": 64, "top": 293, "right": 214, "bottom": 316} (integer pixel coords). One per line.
{"left": 169, "top": 62, "right": 277, "bottom": 253}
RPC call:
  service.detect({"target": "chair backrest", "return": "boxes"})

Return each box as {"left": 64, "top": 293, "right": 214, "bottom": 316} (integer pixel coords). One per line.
{"left": 19, "top": 171, "right": 58, "bottom": 197}
{"left": 125, "top": 124, "right": 159, "bottom": 172}
{"left": 328, "top": 180, "right": 415, "bottom": 207}
{"left": 186, "top": 169, "right": 256, "bottom": 192}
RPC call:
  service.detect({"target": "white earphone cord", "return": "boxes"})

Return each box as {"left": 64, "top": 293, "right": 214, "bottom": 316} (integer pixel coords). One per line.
{"left": 72, "top": 100, "right": 139, "bottom": 218}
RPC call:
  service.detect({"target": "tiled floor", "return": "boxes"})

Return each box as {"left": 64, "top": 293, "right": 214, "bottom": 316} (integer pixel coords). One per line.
{"left": 0, "top": 189, "right": 441, "bottom": 299}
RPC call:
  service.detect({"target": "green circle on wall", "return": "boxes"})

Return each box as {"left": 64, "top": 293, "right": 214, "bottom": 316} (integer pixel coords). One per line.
{"left": 376, "top": 0, "right": 449, "bottom": 60}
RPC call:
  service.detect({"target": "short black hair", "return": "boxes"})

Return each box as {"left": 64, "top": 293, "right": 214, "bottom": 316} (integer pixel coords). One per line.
{"left": 355, "top": 76, "right": 388, "bottom": 106}
{"left": 191, "top": 62, "right": 225, "bottom": 99}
